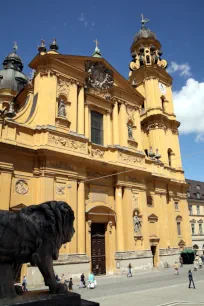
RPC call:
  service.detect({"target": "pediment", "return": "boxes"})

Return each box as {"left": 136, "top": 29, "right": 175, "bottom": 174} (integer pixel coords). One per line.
{"left": 29, "top": 54, "right": 144, "bottom": 106}
{"left": 148, "top": 214, "right": 158, "bottom": 221}
{"left": 190, "top": 219, "right": 196, "bottom": 223}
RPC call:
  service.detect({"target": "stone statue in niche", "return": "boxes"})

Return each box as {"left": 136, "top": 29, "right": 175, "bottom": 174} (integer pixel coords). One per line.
{"left": 133, "top": 210, "right": 141, "bottom": 233}
{"left": 58, "top": 99, "right": 66, "bottom": 117}
{"left": 128, "top": 125, "right": 133, "bottom": 139}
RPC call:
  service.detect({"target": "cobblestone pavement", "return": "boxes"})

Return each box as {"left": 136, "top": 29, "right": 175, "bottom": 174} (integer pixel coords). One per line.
{"left": 73, "top": 265, "right": 204, "bottom": 306}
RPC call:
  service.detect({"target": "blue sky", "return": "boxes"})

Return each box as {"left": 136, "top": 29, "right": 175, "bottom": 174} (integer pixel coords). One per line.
{"left": 0, "top": 0, "right": 203, "bottom": 180}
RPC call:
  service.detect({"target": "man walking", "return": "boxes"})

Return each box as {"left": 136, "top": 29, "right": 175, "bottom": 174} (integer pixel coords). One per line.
{"left": 188, "top": 270, "right": 196, "bottom": 289}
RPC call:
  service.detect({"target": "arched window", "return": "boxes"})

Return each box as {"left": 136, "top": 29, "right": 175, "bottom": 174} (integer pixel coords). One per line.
{"left": 168, "top": 149, "right": 173, "bottom": 167}
{"left": 146, "top": 55, "right": 150, "bottom": 64}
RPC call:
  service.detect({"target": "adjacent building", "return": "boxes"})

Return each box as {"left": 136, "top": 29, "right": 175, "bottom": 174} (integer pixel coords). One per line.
{"left": 0, "top": 17, "right": 192, "bottom": 286}
{"left": 186, "top": 179, "right": 204, "bottom": 252}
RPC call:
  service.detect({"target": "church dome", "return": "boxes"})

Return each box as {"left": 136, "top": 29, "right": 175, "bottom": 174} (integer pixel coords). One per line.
{"left": 0, "top": 43, "right": 28, "bottom": 93}
{"left": 133, "top": 26, "right": 156, "bottom": 43}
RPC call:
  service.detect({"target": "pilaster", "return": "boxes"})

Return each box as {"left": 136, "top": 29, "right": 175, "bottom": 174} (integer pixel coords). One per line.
{"left": 115, "top": 186, "right": 124, "bottom": 251}
{"left": 85, "top": 102, "right": 89, "bottom": 139}
{"left": 0, "top": 165, "right": 13, "bottom": 210}
{"left": 77, "top": 181, "right": 85, "bottom": 253}
{"left": 77, "top": 87, "right": 84, "bottom": 134}
{"left": 113, "top": 101, "right": 119, "bottom": 145}
{"left": 69, "top": 83, "right": 78, "bottom": 132}
{"left": 119, "top": 102, "right": 127, "bottom": 147}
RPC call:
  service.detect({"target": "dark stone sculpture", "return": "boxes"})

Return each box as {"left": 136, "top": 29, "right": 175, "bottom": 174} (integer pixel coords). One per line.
{"left": 0, "top": 201, "right": 75, "bottom": 298}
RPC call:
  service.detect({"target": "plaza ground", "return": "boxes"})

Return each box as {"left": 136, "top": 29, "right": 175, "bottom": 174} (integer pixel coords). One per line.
{"left": 72, "top": 265, "right": 204, "bottom": 306}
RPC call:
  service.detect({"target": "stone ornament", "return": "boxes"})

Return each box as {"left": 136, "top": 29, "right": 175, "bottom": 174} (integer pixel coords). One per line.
{"left": 58, "top": 99, "right": 67, "bottom": 117}
{"left": 85, "top": 61, "right": 113, "bottom": 90}
{"left": 119, "top": 152, "right": 142, "bottom": 165}
{"left": 48, "top": 134, "right": 86, "bottom": 153}
{"left": 56, "top": 185, "right": 65, "bottom": 195}
{"left": 132, "top": 193, "right": 138, "bottom": 207}
{"left": 15, "top": 180, "right": 28, "bottom": 194}
{"left": 57, "top": 78, "right": 70, "bottom": 99}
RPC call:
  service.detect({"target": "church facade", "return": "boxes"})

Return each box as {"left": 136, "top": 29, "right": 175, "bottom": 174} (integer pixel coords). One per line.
{"left": 0, "top": 19, "right": 192, "bottom": 286}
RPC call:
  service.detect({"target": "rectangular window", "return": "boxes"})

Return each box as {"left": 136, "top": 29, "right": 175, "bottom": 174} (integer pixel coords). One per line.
{"left": 91, "top": 111, "right": 103, "bottom": 145}
{"left": 197, "top": 205, "right": 200, "bottom": 215}
{"left": 177, "top": 222, "right": 181, "bottom": 236}
{"left": 175, "top": 202, "right": 179, "bottom": 210}
{"left": 147, "top": 195, "right": 153, "bottom": 206}
{"left": 189, "top": 206, "right": 193, "bottom": 215}
{"left": 191, "top": 224, "right": 195, "bottom": 235}
{"left": 199, "top": 223, "right": 203, "bottom": 235}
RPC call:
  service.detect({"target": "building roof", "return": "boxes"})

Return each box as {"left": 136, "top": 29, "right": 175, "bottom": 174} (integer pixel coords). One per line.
{"left": 186, "top": 179, "right": 204, "bottom": 201}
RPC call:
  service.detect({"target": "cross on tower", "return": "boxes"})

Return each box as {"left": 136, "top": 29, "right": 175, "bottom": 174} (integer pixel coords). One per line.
{"left": 13, "top": 41, "right": 18, "bottom": 52}
{"left": 94, "top": 39, "right": 99, "bottom": 48}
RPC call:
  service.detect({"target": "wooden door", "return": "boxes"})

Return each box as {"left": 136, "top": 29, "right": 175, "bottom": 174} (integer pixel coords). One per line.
{"left": 91, "top": 223, "right": 106, "bottom": 275}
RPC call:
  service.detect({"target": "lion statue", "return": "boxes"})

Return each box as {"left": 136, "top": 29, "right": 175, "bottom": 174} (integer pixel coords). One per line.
{"left": 0, "top": 201, "right": 75, "bottom": 297}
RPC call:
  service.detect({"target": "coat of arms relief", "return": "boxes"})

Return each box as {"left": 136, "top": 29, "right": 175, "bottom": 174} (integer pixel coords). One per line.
{"left": 85, "top": 61, "right": 113, "bottom": 100}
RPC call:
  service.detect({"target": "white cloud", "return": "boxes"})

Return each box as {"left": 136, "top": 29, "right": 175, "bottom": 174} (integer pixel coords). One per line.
{"left": 195, "top": 134, "right": 204, "bottom": 143}
{"left": 78, "top": 13, "right": 88, "bottom": 28}
{"left": 173, "top": 78, "right": 204, "bottom": 141}
{"left": 78, "top": 13, "right": 85, "bottom": 22}
{"left": 167, "top": 61, "right": 192, "bottom": 77}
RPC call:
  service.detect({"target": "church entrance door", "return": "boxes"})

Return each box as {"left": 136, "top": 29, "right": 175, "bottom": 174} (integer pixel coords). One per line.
{"left": 91, "top": 223, "right": 106, "bottom": 275}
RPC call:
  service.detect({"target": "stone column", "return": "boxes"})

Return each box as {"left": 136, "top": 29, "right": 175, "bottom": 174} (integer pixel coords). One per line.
{"left": 77, "top": 181, "right": 85, "bottom": 253}
{"left": 115, "top": 186, "right": 124, "bottom": 251}
{"left": 85, "top": 102, "right": 89, "bottom": 139}
{"left": 113, "top": 101, "right": 119, "bottom": 145}
{"left": 78, "top": 86, "right": 84, "bottom": 134}
{"left": 119, "top": 102, "right": 127, "bottom": 147}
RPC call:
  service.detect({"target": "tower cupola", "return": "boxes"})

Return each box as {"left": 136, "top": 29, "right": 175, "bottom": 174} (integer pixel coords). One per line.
{"left": 0, "top": 43, "right": 28, "bottom": 93}
{"left": 129, "top": 15, "right": 167, "bottom": 77}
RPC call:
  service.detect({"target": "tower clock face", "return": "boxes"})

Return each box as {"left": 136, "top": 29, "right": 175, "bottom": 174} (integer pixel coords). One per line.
{"left": 158, "top": 82, "right": 166, "bottom": 94}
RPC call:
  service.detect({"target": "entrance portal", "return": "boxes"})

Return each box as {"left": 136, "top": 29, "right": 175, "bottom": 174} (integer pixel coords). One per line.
{"left": 91, "top": 223, "right": 106, "bottom": 275}
{"left": 151, "top": 245, "right": 157, "bottom": 267}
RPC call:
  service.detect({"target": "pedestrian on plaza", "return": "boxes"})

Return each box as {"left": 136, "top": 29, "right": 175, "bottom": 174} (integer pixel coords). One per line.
{"left": 127, "top": 263, "right": 132, "bottom": 277}
{"left": 88, "top": 272, "right": 96, "bottom": 289}
{"left": 198, "top": 256, "right": 202, "bottom": 269}
{"left": 60, "top": 273, "right": 65, "bottom": 284}
{"left": 173, "top": 262, "right": 179, "bottom": 275}
{"left": 188, "top": 270, "right": 196, "bottom": 289}
{"left": 179, "top": 255, "right": 183, "bottom": 267}
{"left": 22, "top": 275, "right": 28, "bottom": 292}
{"left": 193, "top": 259, "right": 198, "bottom": 271}
{"left": 55, "top": 274, "right": 60, "bottom": 283}
{"left": 79, "top": 273, "right": 86, "bottom": 288}
{"left": 68, "top": 278, "right": 73, "bottom": 291}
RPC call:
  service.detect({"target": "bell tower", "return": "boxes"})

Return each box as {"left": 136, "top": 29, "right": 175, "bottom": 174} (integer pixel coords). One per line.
{"left": 129, "top": 15, "right": 182, "bottom": 170}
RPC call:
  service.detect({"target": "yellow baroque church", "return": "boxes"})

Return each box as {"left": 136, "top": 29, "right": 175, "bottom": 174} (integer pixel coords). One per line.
{"left": 0, "top": 17, "right": 192, "bottom": 286}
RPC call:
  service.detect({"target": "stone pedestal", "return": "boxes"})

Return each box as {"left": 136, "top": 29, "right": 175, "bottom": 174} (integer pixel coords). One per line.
{"left": 1, "top": 290, "right": 99, "bottom": 306}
